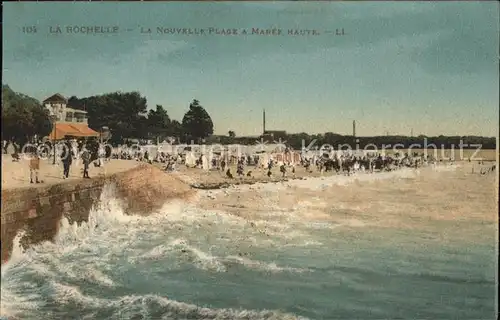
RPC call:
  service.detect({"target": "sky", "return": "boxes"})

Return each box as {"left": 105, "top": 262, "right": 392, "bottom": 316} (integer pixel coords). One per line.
{"left": 3, "top": 2, "right": 499, "bottom": 137}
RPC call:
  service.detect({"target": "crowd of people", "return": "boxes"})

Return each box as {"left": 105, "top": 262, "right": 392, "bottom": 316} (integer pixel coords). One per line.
{"left": 107, "top": 145, "right": 452, "bottom": 180}
{"left": 14, "top": 138, "right": 106, "bottom": 184}
{"left": 8, "top": 139, "right": 495, "bottom": 186}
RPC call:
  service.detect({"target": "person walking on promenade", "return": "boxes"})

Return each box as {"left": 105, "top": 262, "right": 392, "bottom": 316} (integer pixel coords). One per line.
{"left": 61, "top": 140, "right": 73, "bottom": 179}
{"left": 82, "top": 148, "right": 91, "bottom": 179}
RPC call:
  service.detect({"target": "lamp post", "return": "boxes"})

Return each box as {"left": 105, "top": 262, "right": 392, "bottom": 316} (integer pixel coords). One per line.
{"left": 100, "top": 126, "right": 110, "bottom": 162}
{"left": 100, "top": 126, "right": 106, "bottom": 144}
{"left": 51, "top": 107, "right": 62, "bottom": 165}
{"left": 52, "top": 114, "right": 57, "bottom": 164}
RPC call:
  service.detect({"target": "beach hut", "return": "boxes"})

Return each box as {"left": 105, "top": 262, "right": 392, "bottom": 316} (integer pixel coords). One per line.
{"left": 201, "top": 154, "right": 209, "bottom": 170}
{"left": 185, "top": 152, "right": 196, "bottom": 167}
{"left": 258, "top": 153, "right": 270, "bottom": 168}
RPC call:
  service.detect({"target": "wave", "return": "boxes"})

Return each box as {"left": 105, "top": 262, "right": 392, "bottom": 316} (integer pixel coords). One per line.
{"left": 130, "top": 239, "right": 309, "bottom": 275}
{"left": 0, "top": 184, "right": 310, "bottom": 319}
{"left": 223, "top": 255, "right": 310, "bottom": 274}
{"left": 1, "top": 164, "right": 473, "bottom": 319}
{"left": 50, "top": 283, "right": 309, "bottom": 320}
{"left": 5, "top": 278, "right": 308, "bottom": 320}
{"left": 131, "top": 239, "right": 227, "bottom": 273}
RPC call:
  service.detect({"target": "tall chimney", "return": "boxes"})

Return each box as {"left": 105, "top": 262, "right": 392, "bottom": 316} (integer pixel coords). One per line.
{"left": 263, "top": 109, "right": 266, "bottom": 135}
{"left": 352, "top": 120, "right": 356, "bottom": 138}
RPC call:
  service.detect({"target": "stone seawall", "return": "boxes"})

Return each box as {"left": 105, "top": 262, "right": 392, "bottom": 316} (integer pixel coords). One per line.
{"left": 0, "top": 164, "right": 194, "bottom": 264}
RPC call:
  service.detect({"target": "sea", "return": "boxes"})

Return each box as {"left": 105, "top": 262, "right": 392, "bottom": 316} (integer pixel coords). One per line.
{"left": 1, "top": 164, "right": 497, "bottom": 320}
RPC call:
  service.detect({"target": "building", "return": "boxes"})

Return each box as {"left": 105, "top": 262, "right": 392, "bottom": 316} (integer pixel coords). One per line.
{"left": 43, "top": 93, "right": 88, "bottom": 124}
{"left": 262, "top": 130, "right": 287, "bottom": 140}
{"left": 261, "top": 109, "right": 287, "bottom": 140}
{"left": 43, "top": 93, "right": 99, "bottom": 140}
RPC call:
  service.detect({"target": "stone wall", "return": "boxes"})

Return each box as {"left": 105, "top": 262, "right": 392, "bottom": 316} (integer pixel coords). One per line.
{"left": 1, "top": 164, "right": 194, "bottom": 264}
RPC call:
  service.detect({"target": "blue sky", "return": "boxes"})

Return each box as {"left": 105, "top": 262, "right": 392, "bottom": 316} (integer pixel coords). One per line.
{"left": 3, "top": 2, "right": 498, "bottom": 137}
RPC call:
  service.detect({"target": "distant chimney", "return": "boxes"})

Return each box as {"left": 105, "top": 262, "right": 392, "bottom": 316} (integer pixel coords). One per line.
{"left": 352, "top": 120, "right": 356, "bottom": 138}
{"left": 263, "top": 109, "right": 266, "bottom": 135}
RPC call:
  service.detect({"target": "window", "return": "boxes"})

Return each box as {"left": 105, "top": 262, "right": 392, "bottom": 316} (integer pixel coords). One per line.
{"left": 75, "top": 113, "right": 87, "bottom": 123}
{"left": 65, "top": 112, "right": 73, "bottom": 122}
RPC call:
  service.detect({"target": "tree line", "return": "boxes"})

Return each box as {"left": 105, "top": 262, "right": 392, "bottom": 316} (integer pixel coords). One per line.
{"left": 67, "top": 93, "right": 214, "bottom": 144}
{"left": 1, "top": 85, "right": 496, "bottom": 150}
{"left": 1, "top": 85, "right": 215, "bottom": 145}
{"left": 2, "top": 85, "right": 53, "bottom": 145}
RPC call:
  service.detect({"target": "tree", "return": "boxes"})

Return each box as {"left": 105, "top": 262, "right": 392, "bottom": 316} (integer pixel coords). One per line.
{"left": 170, "top": 120, "right": 183, "bottom": 142}
{"left": 181, "top": 99, "right": 214, "bottom": 143}
{"left": 1, "top": 85, "right": 52, "bottom": 144}
{"left": 68, "top": 96, "right": 85, "bottom": 110}
{"left": 69, "top": 91, "right": 149, "bottom": 141}
{"left": 228, "top": 130, "right": 236, "bottom": 138}
{"left": 147, "top": 104, "right": 172, "bottom": 140}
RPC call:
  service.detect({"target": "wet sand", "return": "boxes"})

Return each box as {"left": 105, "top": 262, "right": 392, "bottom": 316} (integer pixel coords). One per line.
{"left": 162, "top": 163, "right": 341, "bottom": 187}
{"left": 194, "top": 162, "right": 498, "bottom": 243}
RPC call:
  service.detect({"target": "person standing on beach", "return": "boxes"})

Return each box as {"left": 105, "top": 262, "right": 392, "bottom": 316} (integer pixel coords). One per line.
{"left": 29, "top": 148, "right": 41, "bottom": 184}
{"left": 3, "top": 140, "right": 9, "bottom": 154}
{"left": 61, "top": 141, "right": 73, "bottom": 179}
{"left": 236, "top": 160, "right": 244, "bottom": 176}
{"left": 82, "top": 148, "right": 91, "bottom": 178}
{"left": 280, "top": 163, "right": 286, "bottom": 177}
{"left": 221, "top": 158, "right": 226, "bottom": 172}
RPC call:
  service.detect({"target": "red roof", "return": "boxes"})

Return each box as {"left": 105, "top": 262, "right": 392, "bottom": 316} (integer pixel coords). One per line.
{"left": 48, "top": 123, "right": 99, "bottom": 140}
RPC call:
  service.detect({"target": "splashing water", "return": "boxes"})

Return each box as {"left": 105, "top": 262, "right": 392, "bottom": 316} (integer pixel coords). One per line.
{"left": 1, "top": 166, "right": 496, "bottom": 319}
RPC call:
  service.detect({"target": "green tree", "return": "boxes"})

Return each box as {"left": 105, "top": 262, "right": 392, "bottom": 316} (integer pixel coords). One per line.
{"left": 181, "top": 99, "right": 214, "bottom": 143}
{"left": 69, "top": 91, "right": 148, "bottom": 141}
{"left": 170, "top": 120, "right": 183, "bottom": 142}
{"left": 1, "top": 85, "right": 52, "bottom": 144}
{"left": 147, "top": 104, "right": 172, "bottom": 140}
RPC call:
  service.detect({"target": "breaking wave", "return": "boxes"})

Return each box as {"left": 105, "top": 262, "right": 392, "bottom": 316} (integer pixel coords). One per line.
{"left": 1, "top": 164, "right": 494, "bottom": 320}
{"left": 1, "top": 183, "right": 315, "bottom": 319}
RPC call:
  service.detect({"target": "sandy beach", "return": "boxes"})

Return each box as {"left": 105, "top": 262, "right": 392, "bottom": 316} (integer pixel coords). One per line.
{"left": 3, "top": 151, "right": 496, "bottom": 192}
{"left": 1, "top": 157, "right": 140, "bottom": 190}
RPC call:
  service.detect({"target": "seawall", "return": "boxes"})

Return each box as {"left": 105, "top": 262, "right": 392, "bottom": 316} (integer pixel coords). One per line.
{"left": 0, "top": 164, "right": 194, "bottom": 264}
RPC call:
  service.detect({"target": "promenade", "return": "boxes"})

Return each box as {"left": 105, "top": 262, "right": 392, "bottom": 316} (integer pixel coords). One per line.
{"left": 1, "top": 156, "right": 140, "bottom": 190}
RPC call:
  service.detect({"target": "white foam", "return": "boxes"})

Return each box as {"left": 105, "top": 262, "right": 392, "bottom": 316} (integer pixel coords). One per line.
{"left": 60, "top": 292, "right": 309, "bottom": 319}
{"left": 219, "top": 168, "right": 419, "bottom": 195}
{"left": 52, "top": 281, "right": 102, "bottom": 308}
{"left": 1, "top": 230, "right": 27, "bottom": 278}
{"left": 224, "top": 255, "right": 309, "bottom": 274}
{"left": 287, "top": 169, "right": 419, "bottom": 191}
{"left": 1, "top": 175, "right": 351, "bottom": 319}
{"left": 0, "top": 185, "right": 134, "bottom": 317}
{"left": 132, "top": 239, "right": 227, "bottom": 272}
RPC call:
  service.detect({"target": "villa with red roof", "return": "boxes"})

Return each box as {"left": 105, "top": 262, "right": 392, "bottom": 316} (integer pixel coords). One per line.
{"left": 43, "top": 93, "right": 99, "bottom": 140}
